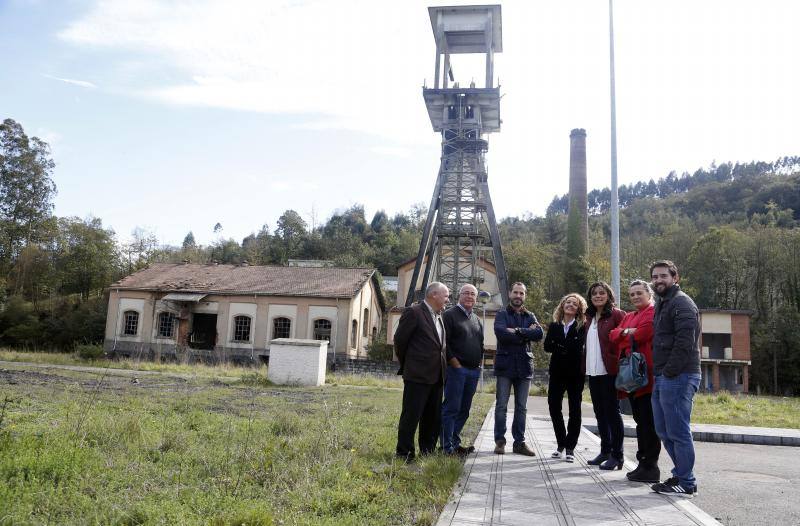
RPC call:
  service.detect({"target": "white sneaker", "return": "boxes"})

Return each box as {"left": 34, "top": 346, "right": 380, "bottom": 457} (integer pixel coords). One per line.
{"left": 565, "top": 450, "right": 575, "bottom": 463}
{"left": 551, "top": 449, "right": 563, "bottom": 459}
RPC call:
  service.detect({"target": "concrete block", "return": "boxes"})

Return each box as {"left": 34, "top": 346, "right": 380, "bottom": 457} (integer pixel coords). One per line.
{"left": 268, "top": 338, "right": 328, "bottom": 386}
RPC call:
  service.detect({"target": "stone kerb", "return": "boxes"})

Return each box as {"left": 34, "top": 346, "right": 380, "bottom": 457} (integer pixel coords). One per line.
{"left": 268, "top": 338, "right": 328, "bottom": 386}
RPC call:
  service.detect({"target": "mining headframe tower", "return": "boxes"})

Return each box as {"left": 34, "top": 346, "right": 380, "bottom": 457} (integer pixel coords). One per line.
{"left": 405, "top": 4, "right": 510, "bottom": 307}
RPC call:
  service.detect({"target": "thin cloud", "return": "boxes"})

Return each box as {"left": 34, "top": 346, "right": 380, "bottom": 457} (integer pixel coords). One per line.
{"left": 43, "top": 74, "right": 97, "bottom": 89}
{"left": 56, "top": 0, "right": 431, "bottom": 140}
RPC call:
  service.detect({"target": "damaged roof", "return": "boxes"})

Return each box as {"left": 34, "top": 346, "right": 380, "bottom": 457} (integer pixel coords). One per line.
{"left": 111, "top": 263, "right": 383, "bottom": 306}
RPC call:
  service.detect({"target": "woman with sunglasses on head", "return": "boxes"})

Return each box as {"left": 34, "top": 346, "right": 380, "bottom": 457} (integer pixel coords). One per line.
{"left": 544, "top": 293, "right": 588, "bottom": 463}
{"left": 609, "top": 279, "right": 660, "bottom": 483}
{"left": 584, "top": 281, "right": 626, "bottom": 470}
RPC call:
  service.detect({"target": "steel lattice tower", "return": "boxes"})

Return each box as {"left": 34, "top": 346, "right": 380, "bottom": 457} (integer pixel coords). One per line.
{"left": 406, "top": 5, "right": 509, "bottom": 306}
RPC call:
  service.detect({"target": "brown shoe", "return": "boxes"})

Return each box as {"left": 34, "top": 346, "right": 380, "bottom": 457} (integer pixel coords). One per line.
{"left": 494, "top": 440, "right": 506, "bottom": 455}
{"left": 512, "top": 442, "right": 536, "bottom": 457}
{"left": 455, "top": 445, "right": 475, "bottom": 457}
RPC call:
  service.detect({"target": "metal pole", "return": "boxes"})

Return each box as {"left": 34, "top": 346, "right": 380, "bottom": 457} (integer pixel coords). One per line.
{"left": 609, "top": 0, "right": 621, "bottom": 300}
{"left": 480, "top": 304, "right": 486, "bottom": 392}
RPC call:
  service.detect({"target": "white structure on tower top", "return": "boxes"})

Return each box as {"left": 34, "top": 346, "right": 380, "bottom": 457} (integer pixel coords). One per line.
{"left": 428, "top": 5, "right": 502, "bottom": 90}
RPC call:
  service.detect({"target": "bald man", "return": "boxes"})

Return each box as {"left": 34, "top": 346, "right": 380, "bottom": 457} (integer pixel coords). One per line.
{"left": 440, "top": 283, "right": 484, "bottom": 456}
{"left": 394, "top": 282, "right": 450, "bottom": 462}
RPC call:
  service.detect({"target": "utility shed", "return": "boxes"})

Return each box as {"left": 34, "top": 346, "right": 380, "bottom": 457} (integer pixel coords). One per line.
{"left": 104, "top": 263, "right": 384, "bottom": 364}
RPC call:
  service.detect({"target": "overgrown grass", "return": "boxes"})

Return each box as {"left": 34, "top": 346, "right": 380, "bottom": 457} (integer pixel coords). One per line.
{"left": 579, "top": 387, "right": 800, "bottom": 429}
{"left": 692, "top": 391, "right": 800, "bottom": 429}
{"left": 0, "top": 365, "right": 494, "bottom": 525}
{"left": 0, "top": 349, "right": 249, "bottom": 379}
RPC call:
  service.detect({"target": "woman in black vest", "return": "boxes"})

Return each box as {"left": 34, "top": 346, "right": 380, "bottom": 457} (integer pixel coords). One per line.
{"left": 544, "top": 293, "right": 588, "bottom": 462}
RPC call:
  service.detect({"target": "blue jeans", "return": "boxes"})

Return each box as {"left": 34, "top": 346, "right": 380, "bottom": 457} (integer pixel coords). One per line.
{"left": 494, "top": 376, "right": 530, "bottom": 444}
{"left": 441, "top": 366, "right": 481, "bottom": 452}
{"left": 651, "top": 373, "right": 701, "bottom": 488}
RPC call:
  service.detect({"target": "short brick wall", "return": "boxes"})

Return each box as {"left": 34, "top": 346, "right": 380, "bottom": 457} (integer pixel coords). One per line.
{"left": 331, "top": 357, "right": 399, "bottom": 377}
{"left": 329, "top": 356, "right": 551, "bottom": 384}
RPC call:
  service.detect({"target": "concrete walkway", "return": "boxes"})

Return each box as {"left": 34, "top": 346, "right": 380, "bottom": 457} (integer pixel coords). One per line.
{"left": 437, "top": 400, "right": 721, "bottom": 526}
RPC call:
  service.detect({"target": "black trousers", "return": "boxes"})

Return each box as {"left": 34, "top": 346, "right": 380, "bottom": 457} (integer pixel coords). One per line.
{"left": 629, "top": 392, "right": 661, "bottom": 466}
{"left": 548, "top": 373, "right": 584, "bottom": 451}
{"left": 396, "top": 380, "right": 443, "bottom": 459}
{"left": 588, "top": 374, "right": 624, "bottom": 459}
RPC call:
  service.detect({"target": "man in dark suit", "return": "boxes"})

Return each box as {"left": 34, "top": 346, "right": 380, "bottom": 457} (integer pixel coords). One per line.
{"left": 394, "top": 281, "right": 450, "bottom": 462}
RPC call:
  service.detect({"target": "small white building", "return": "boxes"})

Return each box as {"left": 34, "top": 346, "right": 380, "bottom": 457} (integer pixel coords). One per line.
{"left": 104, "top": 263, "right": 384, "bottom": 363}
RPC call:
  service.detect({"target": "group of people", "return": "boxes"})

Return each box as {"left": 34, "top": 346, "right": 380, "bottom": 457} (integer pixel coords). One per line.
{"left": 393, "top": 260, "right": 702, "bottom": 499}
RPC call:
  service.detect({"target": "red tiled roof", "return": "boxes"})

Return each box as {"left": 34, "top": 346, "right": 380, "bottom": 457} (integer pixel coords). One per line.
{"left": 111, "top": 263, "right": 377, "bottom": 299}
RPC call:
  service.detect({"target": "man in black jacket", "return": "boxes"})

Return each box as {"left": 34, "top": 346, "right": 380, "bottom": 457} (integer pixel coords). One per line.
{"left": 649, "top": 260, "right": 702, "bottom": 498}
{"left": 440, "top": 284, "right": 484, "bottom": 456}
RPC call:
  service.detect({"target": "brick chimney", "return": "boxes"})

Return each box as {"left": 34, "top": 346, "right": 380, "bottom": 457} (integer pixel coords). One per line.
{"left": 567, "top": 128, "right": 589, "bottom": 260}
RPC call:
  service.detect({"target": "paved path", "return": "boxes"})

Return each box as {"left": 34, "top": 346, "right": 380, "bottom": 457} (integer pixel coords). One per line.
{"left": 437, "top": 401, "right": 721, "bottom": 526}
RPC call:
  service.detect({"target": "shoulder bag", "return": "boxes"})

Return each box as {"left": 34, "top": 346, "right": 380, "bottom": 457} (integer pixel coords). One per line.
{"left": 615, "top": 334, "right": 648, "bottom": 393}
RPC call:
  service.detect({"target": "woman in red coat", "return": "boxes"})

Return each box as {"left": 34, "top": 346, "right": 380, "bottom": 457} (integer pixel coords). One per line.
{"left": 610, "top": 279, "right": 661, "bottom": 483}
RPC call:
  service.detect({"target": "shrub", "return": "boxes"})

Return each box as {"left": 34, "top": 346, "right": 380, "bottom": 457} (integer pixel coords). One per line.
{"left": 76, "top": 344, "right": 104, "bottom": 361}
{"left": 366, "top": 329, "right": 394, "bottom": 361}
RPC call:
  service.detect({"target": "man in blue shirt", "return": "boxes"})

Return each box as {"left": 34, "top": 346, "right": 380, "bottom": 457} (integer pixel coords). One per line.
{"left": 493, "top": 282, "right": 543, "bottom": 456}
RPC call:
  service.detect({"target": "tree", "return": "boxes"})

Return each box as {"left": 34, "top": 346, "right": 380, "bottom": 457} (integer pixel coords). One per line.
{"left": 0, "top": 119, "right": 57, "bottom": 284}
{"left": 273, "top": 210, "right": 308, "bottom": 262}
{"left": 685, "top": 227, "right": 749, "bottom": 309}
{"left": 55, "top": 217, "right": 118, "bottom": 300}
{"left": 0, "top": 296, "right": 42, "bottom": 348}
{"left": 121, "top": 227, "right": 159, "bottom": 274}
{"left": 182, "top": 231, "right": 196, "bottom": 249}
{"left": 370, "top": 210, "right": 390, "bottom": 233}
{"left": 209, "top": 238, "right": 243, "bottom": 264}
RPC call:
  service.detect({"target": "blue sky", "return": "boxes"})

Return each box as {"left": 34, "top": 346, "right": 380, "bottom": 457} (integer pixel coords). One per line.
{"left": 2, "top": 0, "right": 798, "bottom": 246}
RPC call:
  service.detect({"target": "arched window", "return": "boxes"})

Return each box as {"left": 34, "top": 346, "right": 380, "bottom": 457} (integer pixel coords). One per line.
{"left": 351, "top": 320, "right": 358, "bottom": 348}
{"left": 362, "top": 308, "right": 369, "bottom": 337}
{"left": 232, "top": 315, "right": 251, "bottom": 342}
{"left": 372, "top": 327, "right": 377, "bottom": 341}
{"left": 157, "top": 312, "right": 176, "bottom": 338}
{"left": 313, "top": 319, "right": 332, "bottom": 341}
{"left": 272, "top": 317, "right": 291, "bottom": 339}
{"left": 123, "top": 310, "right": 139, "bottom": 336}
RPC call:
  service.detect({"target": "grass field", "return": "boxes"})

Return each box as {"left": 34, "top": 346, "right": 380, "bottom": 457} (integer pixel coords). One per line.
{"left": 0, "top": 363, "right": 494, "bottom": 525}
{"left": 577, "top": 386, "right": 800, "bottom": 429}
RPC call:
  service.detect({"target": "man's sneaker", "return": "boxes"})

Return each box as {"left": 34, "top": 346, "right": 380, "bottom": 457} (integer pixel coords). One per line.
{"left": 494, "top": 440, "right": 506, "bottom": 455}
{"left": 512, "top": 442, "right": 536, "bottom": 457}
{"left": 551, "top": 448, "right": 564, "bottom": 459}
{"left": 652, "top": 479, "right": 697, "bottom": 498}
{"left": 650, "top": 476, "right": 678, "bottom": 491}
{"left": 564, "top": 449, "right": 575, "bottom": 463}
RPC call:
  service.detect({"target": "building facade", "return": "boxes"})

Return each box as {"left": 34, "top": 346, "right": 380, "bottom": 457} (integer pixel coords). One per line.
{"left": 700, "top": 309, "right": 751, "bottom": 393}
{"left": 387, "top": 255, "right": 502, "bottom": 351}
{"left": 104, "top": 263, "right": 384, "bottom": 363}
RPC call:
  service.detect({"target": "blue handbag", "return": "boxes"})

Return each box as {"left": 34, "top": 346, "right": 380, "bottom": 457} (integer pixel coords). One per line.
{"left": 615, "top": 334, "right": 648, "bottom": 393}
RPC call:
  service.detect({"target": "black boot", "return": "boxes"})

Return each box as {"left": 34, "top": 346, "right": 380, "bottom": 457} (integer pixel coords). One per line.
{"left": 627, "top": 463, "right": 660, "bottom": 483}
{"left": 587, "top": 453, "right": 609, "bottom": 466}
{"left": 627, "top": 464, "right": 643, "bottom": 479}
